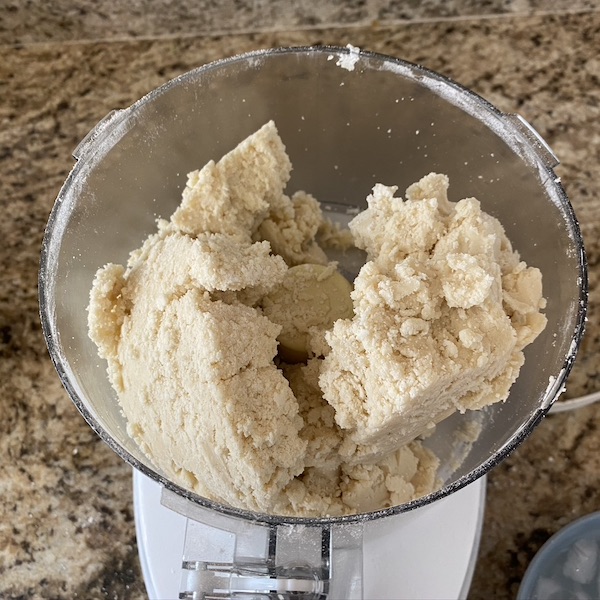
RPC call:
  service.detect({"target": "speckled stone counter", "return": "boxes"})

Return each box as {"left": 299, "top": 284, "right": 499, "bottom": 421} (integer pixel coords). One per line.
{"left": 1, "top": 3, "right": 600, "bottom": 599}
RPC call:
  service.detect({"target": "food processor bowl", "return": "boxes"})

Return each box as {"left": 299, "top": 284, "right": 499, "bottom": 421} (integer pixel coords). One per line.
{"left": 39, "top": 46, "right": 587, "bottom": 598}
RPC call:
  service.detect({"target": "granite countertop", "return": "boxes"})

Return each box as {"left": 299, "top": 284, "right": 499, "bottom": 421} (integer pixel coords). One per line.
{"left": 1, "top": 2, "right": 600, "bottom": 598}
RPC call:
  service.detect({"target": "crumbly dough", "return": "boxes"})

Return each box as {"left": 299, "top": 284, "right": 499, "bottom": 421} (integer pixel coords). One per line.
{"left": 320, "top": 176, "right": 547, "bottom": 460}
{"left": 88, "top": 121, "right": 546, "bottom": 517}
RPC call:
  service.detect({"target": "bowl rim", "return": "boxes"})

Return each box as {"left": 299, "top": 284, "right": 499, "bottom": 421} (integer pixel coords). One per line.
{"left": 38, "top": 44, "right": 588, "bottom": 526}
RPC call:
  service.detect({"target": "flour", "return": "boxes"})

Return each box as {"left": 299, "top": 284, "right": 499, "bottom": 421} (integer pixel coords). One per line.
{"left": 335, "top": 44, "right": 361, "bottom": 72}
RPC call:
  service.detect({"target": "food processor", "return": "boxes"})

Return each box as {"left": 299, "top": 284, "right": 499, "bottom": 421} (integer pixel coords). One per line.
{"left": 39, "top": 46, "right": 587, "bottom": 599}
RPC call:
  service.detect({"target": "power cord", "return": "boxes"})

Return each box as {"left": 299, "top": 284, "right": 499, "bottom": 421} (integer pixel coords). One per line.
{"left": 549, "top": 390, "right": 600, "bottom": 413}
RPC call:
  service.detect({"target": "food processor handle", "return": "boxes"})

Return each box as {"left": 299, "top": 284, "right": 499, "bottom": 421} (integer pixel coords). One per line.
{"left": 162, "top": 487, "right": 364, "bottom": 599}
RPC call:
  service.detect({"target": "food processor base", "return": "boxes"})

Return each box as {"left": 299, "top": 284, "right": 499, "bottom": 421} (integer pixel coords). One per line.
{"left": 133, "top": 470, "right": 486, "bottom": 599}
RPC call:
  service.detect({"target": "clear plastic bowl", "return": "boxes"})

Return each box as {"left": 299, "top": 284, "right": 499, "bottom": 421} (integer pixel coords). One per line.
{"left": 518, "top": 512, "right": 600, "bottom": 599}
{"left": 39, "top": 45, "right": 586, "bottom": 525}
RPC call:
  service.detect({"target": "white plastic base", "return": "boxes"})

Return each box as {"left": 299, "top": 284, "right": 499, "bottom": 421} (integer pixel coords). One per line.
{"left": 133, "top": 470, "right": 486, "bottom": 600}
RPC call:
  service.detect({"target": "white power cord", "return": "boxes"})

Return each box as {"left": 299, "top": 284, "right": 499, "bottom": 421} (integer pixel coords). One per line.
{"left": 549, "top": 390, "right": 600, "bottom": 413}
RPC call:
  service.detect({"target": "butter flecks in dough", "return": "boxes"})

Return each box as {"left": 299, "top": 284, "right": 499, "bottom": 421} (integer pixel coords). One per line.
{"left": 320, "top": 175, "right": 547, "bottom": 459}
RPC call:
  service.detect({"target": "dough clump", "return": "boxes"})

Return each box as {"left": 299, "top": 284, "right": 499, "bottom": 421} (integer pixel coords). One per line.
{"left": 88, "top": 121, "right": 546, "bottom": 516}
